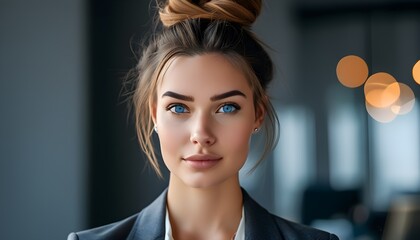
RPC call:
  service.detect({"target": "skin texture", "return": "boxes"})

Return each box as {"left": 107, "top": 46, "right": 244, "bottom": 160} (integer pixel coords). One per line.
{"left": 151, "top": 53, "right": 264, "bottom": 239}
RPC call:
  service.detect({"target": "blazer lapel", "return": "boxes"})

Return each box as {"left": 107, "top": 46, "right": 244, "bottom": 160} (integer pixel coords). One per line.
{"left": 126, "top": 188, "right": 284, "bottom": 240}
{"left": 243, "top": 189, "right": 284, "bottom": 240}
{"left": 127, "top": 189, "right": 168, "bottom": 240}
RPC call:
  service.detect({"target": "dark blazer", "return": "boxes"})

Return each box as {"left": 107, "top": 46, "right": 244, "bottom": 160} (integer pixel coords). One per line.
{"left": 68, "top": 189, "right": 339, "bottom": 240}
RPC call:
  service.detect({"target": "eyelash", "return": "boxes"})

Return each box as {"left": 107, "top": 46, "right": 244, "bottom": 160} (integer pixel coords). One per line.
{"left": 166, "top": 103, "right": 241, "bottom": 114}
{"left": 166, "top": 103, "right": 189, "bottom": 114}
{"left": 217, "top": 103, "right": 241, "bottom": 113}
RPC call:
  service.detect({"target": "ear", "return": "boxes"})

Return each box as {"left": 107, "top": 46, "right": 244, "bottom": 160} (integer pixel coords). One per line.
{"left": 254, "top": 102, "right": 265, "bottom": 129}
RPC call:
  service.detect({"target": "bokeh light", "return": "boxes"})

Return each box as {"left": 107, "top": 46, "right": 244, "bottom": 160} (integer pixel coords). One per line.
{"left": 390, "top": 83, "right": 415, "bottom": 115}
{"left": 336, "top": 55, "right": 369, "bottom": 88}
{"left": 364, "top": 72, "right": 400, "bottom": 108}
{"left": 413, "top": 60, "right": 420, "bottom": 85}
{"left": 336, "top": 55, "right": 418, "bottom": 123}
{"left": 365, "top": 101, "right": 397, "bottom": 123}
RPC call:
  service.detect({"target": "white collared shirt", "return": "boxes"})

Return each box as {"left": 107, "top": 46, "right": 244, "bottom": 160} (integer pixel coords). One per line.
{"left": 164, "top": 207, "right": 245, "bottom": 240}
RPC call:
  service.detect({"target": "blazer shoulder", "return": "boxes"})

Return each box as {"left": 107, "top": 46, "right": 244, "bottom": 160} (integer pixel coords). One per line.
{"left": 242, "top": 189, "right": 339, "bottom": 240}
{"left": 272, "top": 215, "right": 340, "bottom": 240}
{"left": 67, "top": 189, "right": 168, "bottom": 240}
{"left": 67, "top": 214, "right": 138, "bottom": 240}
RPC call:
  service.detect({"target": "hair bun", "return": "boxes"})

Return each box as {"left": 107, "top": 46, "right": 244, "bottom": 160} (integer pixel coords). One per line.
{"left": 159, "top": 0, "right": 262, "bottom": 27}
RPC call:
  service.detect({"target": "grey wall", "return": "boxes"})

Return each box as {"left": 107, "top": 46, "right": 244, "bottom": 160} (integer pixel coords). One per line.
{"left": 0, "top": 0, "right": 87, "bottom": 239}
{"left": 86, "top": 0, "right": 170, "bottom": 228}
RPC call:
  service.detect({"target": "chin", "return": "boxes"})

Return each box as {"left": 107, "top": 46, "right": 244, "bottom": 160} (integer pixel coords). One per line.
{"left": 179, "top": 173, "right": 236, "bottom": 190}
{"left": 182, "top": 178, "right": 221, "bottom": 189}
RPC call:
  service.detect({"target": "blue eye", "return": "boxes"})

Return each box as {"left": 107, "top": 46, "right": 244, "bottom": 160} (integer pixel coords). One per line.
{"left": 168, "top": 104, "right": 188, "bottom": 114}
{"left": 218, "top": 104, "right": 239, "bottom": 113}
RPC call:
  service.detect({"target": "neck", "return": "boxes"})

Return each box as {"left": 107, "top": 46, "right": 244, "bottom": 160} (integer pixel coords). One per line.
{"left": 166, "top": 174, "right": 243, "bottom": 240}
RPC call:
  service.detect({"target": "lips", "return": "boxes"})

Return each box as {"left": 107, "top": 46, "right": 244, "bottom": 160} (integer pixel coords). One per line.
{"left": 183, "top": 154, "right": 222, "bottom": 161}
{"left": 182, "top": 154, "right": 222, "bottom": 170}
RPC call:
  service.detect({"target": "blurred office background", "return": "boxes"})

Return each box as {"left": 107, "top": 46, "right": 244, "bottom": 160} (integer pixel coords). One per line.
{"left": 1, "top": 0, "right": 420, "bottom": 239}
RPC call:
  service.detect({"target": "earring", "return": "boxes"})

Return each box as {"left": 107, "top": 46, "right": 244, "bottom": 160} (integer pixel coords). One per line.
{"left": 253, "top": 128, "right": 260, "bottom": 134}
{"left": 154, "top": 125, "right": 158, "bottom": 133}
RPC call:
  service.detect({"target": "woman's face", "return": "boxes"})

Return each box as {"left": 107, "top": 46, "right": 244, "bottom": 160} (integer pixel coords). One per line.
{"left": 152, "top": 53, "right": 263, "bottom": 188}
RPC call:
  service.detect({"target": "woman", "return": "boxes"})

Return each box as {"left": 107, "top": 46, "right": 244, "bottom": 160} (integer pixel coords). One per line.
{"left": 69, "top": 0, "right": 339, "bottom": 239}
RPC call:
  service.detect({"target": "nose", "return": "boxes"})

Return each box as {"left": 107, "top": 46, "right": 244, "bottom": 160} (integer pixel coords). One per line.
{"left": 190, "top": 113, "right": 216, "bottom": 147}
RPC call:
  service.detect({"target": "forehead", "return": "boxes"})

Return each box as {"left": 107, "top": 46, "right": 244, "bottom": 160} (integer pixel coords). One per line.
{"left": 158, "top": 53, "right": 252, "bottom": 97}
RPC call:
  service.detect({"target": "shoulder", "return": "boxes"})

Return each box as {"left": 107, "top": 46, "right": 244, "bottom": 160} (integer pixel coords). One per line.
{"left": 242, "top": 189, "right": 339, "bottom": 240}
{"left": 67, "top": 214, "right": 139, "bottom": 240}
{"left": 271, "top": 214, "right": 340, "bottom": 240}
{"left": 68, "top": 190, "right": 168, "bottom": 240}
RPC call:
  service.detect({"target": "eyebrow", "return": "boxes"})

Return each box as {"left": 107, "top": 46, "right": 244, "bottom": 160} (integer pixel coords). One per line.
{"left": 162, "top": 91, "right": 194, "bottom": 101}
{"left": 161, "top": 90, "right": 246, "bottom": 101}
{"left": 210, "top": 90, "right": 247, "bottom": 101}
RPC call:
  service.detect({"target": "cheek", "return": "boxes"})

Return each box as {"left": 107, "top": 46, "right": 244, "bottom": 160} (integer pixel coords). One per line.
{"left": 219, "top": 121, "right": 253, "bottom": 156}
{"left": 156, "top": 111, "right": 189, "bottom": 161}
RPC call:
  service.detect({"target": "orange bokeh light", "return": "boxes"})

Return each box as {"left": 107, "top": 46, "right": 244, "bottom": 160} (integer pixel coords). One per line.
{"left": 336, "top": 55, "right": 369, "bottom": 88}
{"left": 390, "top": 83, "right": 415, "bottom": 115}
{"left": 364, "top": 72, "right": 400, "bottom": 108}
{"left": 413, "top": 60, "right": 420, "bottom": 85}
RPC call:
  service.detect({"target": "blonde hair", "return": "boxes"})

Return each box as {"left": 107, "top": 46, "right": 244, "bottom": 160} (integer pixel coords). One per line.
{"left": 131, "top": 0, "right": 279, "bottom": 177}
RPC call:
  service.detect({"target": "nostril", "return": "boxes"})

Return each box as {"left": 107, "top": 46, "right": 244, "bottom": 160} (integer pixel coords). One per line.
{"left": 191, "top": 137, "right": 215, "bottom": 146}
{"left": 205, "top": 138, "right": 215, "bottom": 146}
